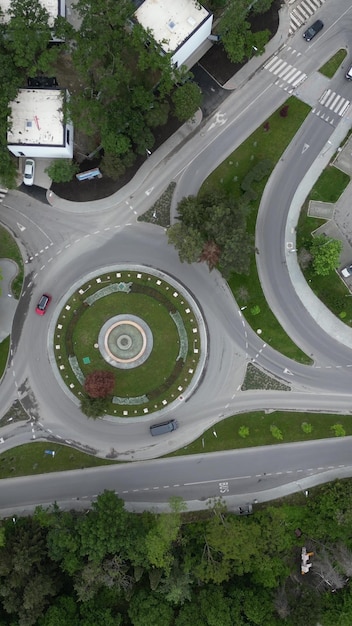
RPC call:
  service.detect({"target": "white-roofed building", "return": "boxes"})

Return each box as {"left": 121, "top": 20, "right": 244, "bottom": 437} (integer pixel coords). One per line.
{"left": 134, "top": 0, "right": 213, "bottom": 69}
{"left": 0, "top": 0, "right": 65, "bottom": 26}
{"left": 7, "top": 88, "right": 73, "bottom": 159}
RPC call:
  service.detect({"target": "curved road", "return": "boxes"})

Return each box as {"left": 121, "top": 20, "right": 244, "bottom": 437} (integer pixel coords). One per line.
{"left": 2, "top": 0, "right": 352, "bottom": 510}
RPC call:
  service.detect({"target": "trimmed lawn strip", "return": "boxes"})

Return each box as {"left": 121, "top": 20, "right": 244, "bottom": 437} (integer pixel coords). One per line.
{"left": 297, "top": 168, "right": 352, "bottom": 326}
{"left": 308, "top": 166, "right": 350, "bottom": 203}
{"left": 319, "top": 49, "right": 347, "bottom": 78}
{"left": 200, "top": 97, "right": 312, "bottom": 364}
{"left": 0, "top": 442, "right": 116, "bottom": 479}
{"left": 169, "top": 411, "right": 352, "bottom": 456}
{"left": 56, "top": 270, "right": 200, "bottom": 416}
{"left": 0, "top": 225, "right": 24, "bottom": 299}
{"left": 0, "top": 336, "right": 10, "bottom": 380}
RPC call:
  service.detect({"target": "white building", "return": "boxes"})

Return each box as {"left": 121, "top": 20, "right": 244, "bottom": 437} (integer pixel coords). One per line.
{"left": 0, "top": 0, "right": 65, "bottom": 27}
{"left": 7, "top": 88, "right": 73, "bottom": 159}
{"left": 134, "top": 0, "right": 213, "bottom": 69}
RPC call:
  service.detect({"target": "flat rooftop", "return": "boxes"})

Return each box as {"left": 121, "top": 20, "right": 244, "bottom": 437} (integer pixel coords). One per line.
{"left": 135, "top": 0, "right": 209, "bottom": 54}
{"left": 8, "top": 89, "right": 65, "bottom": 146}
{"left": 0, "top": 0, "right": 60, "bottom": 25}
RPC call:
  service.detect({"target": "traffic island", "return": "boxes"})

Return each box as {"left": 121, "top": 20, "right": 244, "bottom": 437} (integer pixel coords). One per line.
{"left": 50, "top": 266, "right": 207, "bottom": 418}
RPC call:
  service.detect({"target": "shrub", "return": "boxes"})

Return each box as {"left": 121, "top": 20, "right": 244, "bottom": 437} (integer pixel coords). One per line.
{"left": 45, "top": 159, "right": 79, "bottom": 183}
{"left": 250, "top": 305, "right": 261, "bottom": 316}
{"left": 331, "top": 423, "right": 346, "bottom": 437}
{"left": 301, "top": 422, "right": 313, "bottom": 434}
{"left": 80, "top": 395, "right": 108, "bottom": 418}
{"left": 270, "top": 424, "right": 283, "bottom": 440}
{"left": 84, "top": 370, "right": 115, "bottom": 398}
{"left": 238, "top": 425, "right": 250, "bottom": 438}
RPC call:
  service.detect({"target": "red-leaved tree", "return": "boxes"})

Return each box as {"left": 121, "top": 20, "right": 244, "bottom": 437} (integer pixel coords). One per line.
{"left": 84, "top": 370, "right": 115, "bottom": 398}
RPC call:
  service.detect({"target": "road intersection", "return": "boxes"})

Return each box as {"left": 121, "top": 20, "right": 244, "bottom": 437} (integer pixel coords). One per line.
{"left": 2, "top": 0, "right": 352, "bottom": 511}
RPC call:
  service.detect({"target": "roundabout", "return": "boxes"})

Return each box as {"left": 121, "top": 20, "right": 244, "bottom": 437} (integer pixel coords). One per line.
{"left": 50, "top": 265, "right": 207, "bottom": 419}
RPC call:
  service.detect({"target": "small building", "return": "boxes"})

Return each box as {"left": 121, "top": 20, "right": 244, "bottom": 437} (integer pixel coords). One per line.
{"left": 134, "top": 0, "right": 213, "bottom": 69}
{"left": 7, "top": 88, "right": 73, "bottom": 159}
{"left": 0, "top": 0, "right": 65, "bottom": 27}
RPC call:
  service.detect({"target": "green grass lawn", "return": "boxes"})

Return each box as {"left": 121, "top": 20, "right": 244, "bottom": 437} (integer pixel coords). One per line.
{"left": 55, "top": 270, "right": 201, "bottom": 415}
{"left": 0, "top": 442, "right": 116, "bottom": 479}
{"left": 201, "top": 97, "right": 312, "bottom": 364}
{"left": 296, "top": 166, "right": 352, "bottom": 325}
{"left": 308, "top": 166, "right": 350, "bottom": 203}
{"left": 0, "top": 225, "right": 24, "bottom": 299}
{"left": 0, "top": 336, "right": 10, "bottom": 379}
{"left": 169, "top": 411, "right": 352, "bottom": 456}
{"left": 319, "top": 49, "right": 347, "bottom": 78}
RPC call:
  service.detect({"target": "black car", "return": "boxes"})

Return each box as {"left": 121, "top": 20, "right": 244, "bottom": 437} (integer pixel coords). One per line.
{"left": 303, "top": 20, "right": 324, "bottom": 42}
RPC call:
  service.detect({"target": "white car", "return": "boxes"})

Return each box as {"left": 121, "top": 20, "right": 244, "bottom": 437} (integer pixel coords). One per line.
{"left": 23, "top": 159, "right": 35, "bottom": 186}
{"left": 341, "top": 264, "right": 352, "bottom": 278}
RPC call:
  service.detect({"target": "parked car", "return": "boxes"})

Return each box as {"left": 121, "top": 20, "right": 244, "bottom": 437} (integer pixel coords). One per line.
{"left": 341, "top": 264, "right": 352, "bottom": 278}
{"left": 23, "top": 159, "right": 35, "bottom": 186}
{"left": 150, "top": 419, "right": 178, "bottom": 436}
{"left": 346, "top": 65, "right": 352, "bottom": 80}
{"left": 35, "top": 294, "right": 51, "bottom": 315}
{"left": 303, "top": 20, "right": 323, "bottom": 42}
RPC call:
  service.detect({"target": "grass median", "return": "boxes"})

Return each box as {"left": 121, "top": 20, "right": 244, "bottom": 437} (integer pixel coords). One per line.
{"left": 201, "top": 96, "right": 312, "bottom": 363}
{"left": 297, "top": 164, "right": 351, "bottom": 324}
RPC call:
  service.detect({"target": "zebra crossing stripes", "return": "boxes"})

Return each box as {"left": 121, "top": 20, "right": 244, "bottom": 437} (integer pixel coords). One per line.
{"left": 264, "top": 56, "right": 307, "bottom": 91}
{"left": 289, "top": 0, "right": 326, "bottom": 35}
{"left": 0, "top": 187, "right": 8, "bottom": 203}
{"left": 312, "top": 90, "right": 351, "bottom": 125}
{"left": 318, "top": 89, "right": 350, "bottom": 116}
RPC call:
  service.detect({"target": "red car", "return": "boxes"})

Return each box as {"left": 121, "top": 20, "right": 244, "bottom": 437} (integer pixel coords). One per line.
{"left": 35, "top": 294, "right": 51, "bottom": 316}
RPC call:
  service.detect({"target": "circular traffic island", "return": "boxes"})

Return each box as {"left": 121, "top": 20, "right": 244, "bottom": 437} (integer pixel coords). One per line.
{"left": 52, "top": 266, "right": 206, "bottom": 418}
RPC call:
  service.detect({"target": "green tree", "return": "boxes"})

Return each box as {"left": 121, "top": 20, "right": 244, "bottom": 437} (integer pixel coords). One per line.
{"left": 167, "top": 222, "right": 204, "bottom": 264}
{"left": 45, "top": 160, "right": 79, "bottom": 183}
{"left": 310, "top": 235, "right": 342, "bottom": 276}
{"left": 80, "top": 395, "right": 108, "bottom": 418}
{"left": 172, "top": 82, "right": 202, "bottom": 122}
{"left": 144, "top": 498, "right": 185, "bottom": 575}
{"left": 6, "top": 0, "right": 53, "bottom": 72}
{"left": 78, "top": 491, "right": 134, "bottom": 563}
{"left": 0, "top": 518, "right": 62, "bottom": 625}
{"left": 128, "top": 590, "right": 174, "bottom": 626}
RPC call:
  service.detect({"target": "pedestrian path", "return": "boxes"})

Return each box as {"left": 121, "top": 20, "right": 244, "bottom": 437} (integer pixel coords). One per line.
{"left": 264, "top": 54, "right": 307, "bottom": 92}
{"left": 312, "top": 89, "right": 351, "bottom": 125}
{"left": 0, "top": 187, "right": 8, "bottom": 203}
{"left": 289, "top": 0, "right": 326, "bottom": 36}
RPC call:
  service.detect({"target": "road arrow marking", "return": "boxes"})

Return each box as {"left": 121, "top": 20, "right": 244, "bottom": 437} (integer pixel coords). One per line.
{"left": 17, "top": 222, "right": 26, "bottom": 231}
{"left": 283, "top": 367, "right": 294, "bottom": 376}
{"left": 145, "top": 187, "right": 154, "bottom": 196}
{"left": 302, "top": 143, "right": 309, "bottom": 154}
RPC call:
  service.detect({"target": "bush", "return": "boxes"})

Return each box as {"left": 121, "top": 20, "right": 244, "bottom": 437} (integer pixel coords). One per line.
{"left": 80, "top": 395, "right": 108, "bottom": 418}
{"left": 45, "top": 159, "right": 79, "bottom": 183}
{"left": 250, "top": 305, "right": 261, "bottom": 316}
{"left": 84, "top": 370, "right": 115, "bottom": 398}
{"left": 301, "top": 422, "right": 313, "bottom": 434}
{"left": 270, "top": 424, "right": 283, "bottom": 440}
{"left": 238, "top": 425, "right": 250, "bottom": 438}
{"left": 331, "top": 423, "right": 346, "bottom": 437}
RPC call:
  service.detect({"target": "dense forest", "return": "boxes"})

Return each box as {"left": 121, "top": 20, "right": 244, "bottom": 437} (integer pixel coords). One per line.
{"left": 1, "top": 481, "right": 352, "bottom": 625}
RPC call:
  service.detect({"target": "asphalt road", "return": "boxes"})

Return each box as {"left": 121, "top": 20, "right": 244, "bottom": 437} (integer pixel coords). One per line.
{"left": 2, "top": 0, "right": 352, "bottom": 511}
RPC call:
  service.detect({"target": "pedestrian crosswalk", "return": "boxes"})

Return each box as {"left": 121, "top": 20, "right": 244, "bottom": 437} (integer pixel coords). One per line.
{"left": 312, "top": 89, "right": 351, "bottom": 124}
{"left": 0, "top": 187, "right": 8, "bottom": 203}
{"left": 289, "top": 0, "right": 326, "bottom": 36}
{"left": 264, "top": 55, "right": 307, "bottom": 92}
